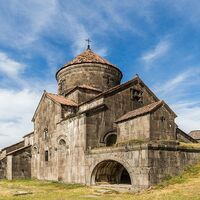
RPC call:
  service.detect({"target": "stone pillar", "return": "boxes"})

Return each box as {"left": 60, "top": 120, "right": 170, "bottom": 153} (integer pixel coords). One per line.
{"left": 6, "top": 155, "right": 12, "bottom": 180}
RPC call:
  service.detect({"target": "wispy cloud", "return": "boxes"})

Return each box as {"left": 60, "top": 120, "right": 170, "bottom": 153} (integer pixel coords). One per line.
{"left": 154, "top": 68, "right": 200, "bottom": 96}
{"left": 172, "top": 100, "right": 200, "bottom": 132}
{"left": 141, "top": 40, "right": 170, "bottom": 68}
{"left": 0, "top": 52, "right": 25, "bottom": 79}
{"left": 153, "top": 68, "right": 200, "bottom": 132}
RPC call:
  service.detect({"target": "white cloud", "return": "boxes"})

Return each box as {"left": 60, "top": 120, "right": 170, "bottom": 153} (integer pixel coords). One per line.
{"left": 172, "top": 101, "right": 200, "bottom": 133}
{"left": 153, "top": 68, "right": 200, "bottom": 133}
{"left": 0, "top": 88, "right": 41, "bottom": 149}
{"left": 0, "top": 0, "right": 58, "bottom": 48}
{"left": 0, "top": 1, "right": 156, "bottom": 62}
{"left": 0, "top": 52, "right": 25, "bottom": 78}
{"left": 141, "top": 40, "right": 170, "bottom": 67}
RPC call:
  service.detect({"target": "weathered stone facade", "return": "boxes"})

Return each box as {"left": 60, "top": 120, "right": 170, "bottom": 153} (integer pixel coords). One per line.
{"left": 0, "top": 48, "right": 200, "bottom": 191}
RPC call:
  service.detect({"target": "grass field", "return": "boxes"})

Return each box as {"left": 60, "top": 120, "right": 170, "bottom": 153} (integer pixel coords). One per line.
{"left": 1, "top": 162, "right": 200, "bottom": 200}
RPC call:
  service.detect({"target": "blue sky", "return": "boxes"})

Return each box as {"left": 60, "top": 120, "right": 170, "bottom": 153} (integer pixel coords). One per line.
{"left": 0, "top": 0, "right": 200, "bottom": 148}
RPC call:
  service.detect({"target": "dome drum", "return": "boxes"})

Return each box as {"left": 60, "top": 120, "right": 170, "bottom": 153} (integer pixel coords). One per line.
{"left": 56, "top": 62, "right": 122, "bottom": 95}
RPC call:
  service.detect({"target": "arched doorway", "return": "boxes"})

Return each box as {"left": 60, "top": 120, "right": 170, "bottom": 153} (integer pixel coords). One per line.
{"left": 91, "top": 160, "right": 131, "bottom": 185}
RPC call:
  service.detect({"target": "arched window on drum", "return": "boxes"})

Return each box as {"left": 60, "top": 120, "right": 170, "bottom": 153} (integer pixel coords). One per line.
{"left": 103, "top": 132, "right": 117, "bottom": 147}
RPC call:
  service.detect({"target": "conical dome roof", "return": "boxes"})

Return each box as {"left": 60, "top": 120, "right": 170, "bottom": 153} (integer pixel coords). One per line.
{"left": 63, "top": 49, "right": 114, "bottom": 67}
{"left": 56, "top": 48, "right": 123, "bottom": 95}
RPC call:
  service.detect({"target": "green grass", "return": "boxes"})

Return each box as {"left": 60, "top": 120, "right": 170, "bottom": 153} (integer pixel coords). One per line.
{"left": 1, "top": 162, "right": 200, "bottom": 200}
{"left": 155, "top": 161, "right": 200, "bottom": 189}
{"left": 179, "top": 142, "right": 200, "bottom": 149}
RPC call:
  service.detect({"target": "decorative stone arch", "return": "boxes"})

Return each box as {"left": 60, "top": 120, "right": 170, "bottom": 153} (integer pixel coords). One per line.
{"left": 56, "top": 135, "right": 69, "bottom": 143}
{"left": 57, "top": 135, "right": 69, "bottom": 146}
{"left": 56, "top": 135, "right": 70, "bottom": 152}
{"left": 90, "top": 158, "right": 133, "bottom": 186}
{"left": 101, "top": 131, "right": 118, "bottom": 146}
{"left": 59, "top": 139, "right": 66, "bottom": 146}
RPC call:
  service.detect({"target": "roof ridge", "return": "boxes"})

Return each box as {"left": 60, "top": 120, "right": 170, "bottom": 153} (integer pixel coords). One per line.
{"left": 46, "top": 92, "right": 78, "bottom": 106}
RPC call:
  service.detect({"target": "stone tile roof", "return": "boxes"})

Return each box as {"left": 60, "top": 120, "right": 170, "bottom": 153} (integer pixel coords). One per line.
{"left": 176, "top": 128, "right": 198, "bottom": 143}
{"left": 79, "top": 84, "right": 102, "bottom": 92}
{"left": 46, "top": 93, "right": 78, "bottom": 107}
{"left": 6, "top": 145, "right": 31, "bottom": 156}
{"left": 189, "top": 130, "right": 200, "bottom": 140}
{"left": 66, "top": 84, "right": 102, "bottom": 96}
{"left": 79, "top": 75, "right": 159, "bottom": 106}
{"left": 64, "top": 49, "right": 113, "bottom": 67}
{"left": 1, "top": 140, "right": 24, "bottom": 151}
{"left": 23, "top": 132, "right": 34, "bottom": 138}
{"left": 115, "top": 100, "right": 164, "bottom": 123}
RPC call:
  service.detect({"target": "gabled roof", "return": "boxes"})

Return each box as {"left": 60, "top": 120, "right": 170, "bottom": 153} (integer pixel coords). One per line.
{"left": 32, "top": 91, "right": 78, "bottom": 122}
{"left": 115, "top": 100, "right": 176, "bottom": 123}
{"left": 46, "top": 93, "right": 78, "bottom": 107}
{"left": 176, "top": 128, "right": 198, "bottom": 143}
{"left": 23, "top": 131, "right": 34, "bottom": 138}
{"left": 66, "top": 84, "right": 102, "bottom": 96}
{"left": 6, "top": 145, "right": 31, "bottom": 156}
{"left": 189, "top": 130, "right": 200, "bottom": 140}
{"left": 1, "top": 140, "right": 24, "bottom": 151}
{"left": 79, "top": 75, "right": 159, "bottom": 106}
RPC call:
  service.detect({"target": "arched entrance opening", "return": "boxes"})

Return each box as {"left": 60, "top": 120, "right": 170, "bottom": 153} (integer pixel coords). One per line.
{"left": 91, "top": 160, "right": 131, "bottom": 185}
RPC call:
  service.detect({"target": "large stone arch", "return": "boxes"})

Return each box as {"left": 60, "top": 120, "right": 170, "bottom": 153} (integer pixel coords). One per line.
{"left": 90, "top": 158, "right": 133, "bottom": 186}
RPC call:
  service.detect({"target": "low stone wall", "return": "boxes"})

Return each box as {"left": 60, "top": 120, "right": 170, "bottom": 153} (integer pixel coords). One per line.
{"left": 6, "top": 146, "right": 32, "bottom": 180}
{"left": 0, "top": 158, "right": 7, "bottom": 179}
{"left": 85, "top": 143, "right": 200, "bottom": 191}
{"left": 148, "top": 144, "right": 200, "bottom": 185}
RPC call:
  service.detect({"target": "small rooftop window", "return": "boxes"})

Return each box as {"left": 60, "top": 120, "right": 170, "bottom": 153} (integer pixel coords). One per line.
{"left": 130, "top": 88, "right": 143, "bottom": 104}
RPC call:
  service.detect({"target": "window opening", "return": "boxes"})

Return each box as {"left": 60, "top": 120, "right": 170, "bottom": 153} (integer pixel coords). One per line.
{"left": 45, "top": 150, "right": 49, "bottom": 162}
{"left": 130, "top": 88, "right": 143, "bottom": 103}
{"left": 44, "top": 128, "right": 48, "bottom": 140}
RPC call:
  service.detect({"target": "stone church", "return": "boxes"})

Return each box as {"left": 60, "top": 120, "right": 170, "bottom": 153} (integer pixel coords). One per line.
{"left": 1, "top": 45, "right": 200, "bottom": 191}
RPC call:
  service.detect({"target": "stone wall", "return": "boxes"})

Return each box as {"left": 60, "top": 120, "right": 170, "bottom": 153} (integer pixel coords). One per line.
{"left": 0, "top": 158, "right": 6, "bottom": 179}
{"left": 85, "top": 143, "right": 200, "bottom": 191}
{"left": 11, "top": 146, "right": 31, "bottom": 179}
{"left": 150, "top": 106, "right": 176, "bottom": 140}
{"left": 148, "top": 145, "right": 200, "bottom": 185}
{"left": 85, "top": 81, "right": 158, "bottom": 148}
{"left": 32, "top": 96, "right": 62, "bottom": 180}
{"left": 117, "top": 115, "right": 150, "bottom": 143}
{"left": 56, "top": 63, "right": 122, "bottom": 95}
{"left": 66, "top": 88, "right": 101, "bottom": 104}
{"left": 33, "top": 103, "right": 87, "bottom": 184}
{"left": 24, "top": 133, "right": 34, "bottom": 146}
{"left": 85, "top": 146, "right": 150, "bottom": 191}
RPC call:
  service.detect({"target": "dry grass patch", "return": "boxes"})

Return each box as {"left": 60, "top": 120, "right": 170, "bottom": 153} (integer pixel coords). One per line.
{"left": 0, "top": 161, "right": 200, "bottom": 200}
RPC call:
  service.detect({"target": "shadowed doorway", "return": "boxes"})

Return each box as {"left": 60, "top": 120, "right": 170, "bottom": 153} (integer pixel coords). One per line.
{"left": 92, "top": 160, "right": 131, "bottom": 185}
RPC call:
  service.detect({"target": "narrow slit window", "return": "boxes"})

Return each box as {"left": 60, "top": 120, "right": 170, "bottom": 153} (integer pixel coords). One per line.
{"left": 45, "top": 150, "right": 49, "bottom": 162}
{"left": 44, "top": 128, "right": 48, "bottom": 140}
